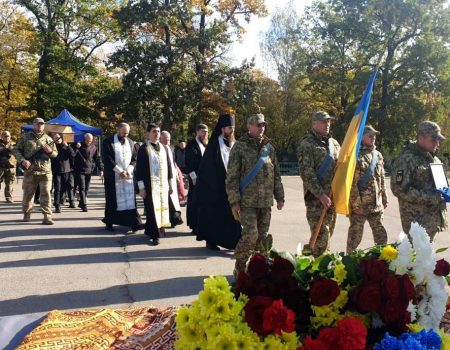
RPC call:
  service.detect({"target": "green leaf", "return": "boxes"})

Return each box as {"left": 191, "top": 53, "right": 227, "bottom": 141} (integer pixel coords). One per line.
{"left": 312, "top": 255, "right": 332, "bottom": 272}
{"left": 342, "top": 255, "right": 360, "bottom": 285}
{"left": 436, "top": 247, "right": 448, "bottom": 254}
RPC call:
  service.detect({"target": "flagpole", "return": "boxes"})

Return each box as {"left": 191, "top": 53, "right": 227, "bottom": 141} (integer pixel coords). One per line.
{"left": 309, "top": 192, "right": 332, "bottom": 249}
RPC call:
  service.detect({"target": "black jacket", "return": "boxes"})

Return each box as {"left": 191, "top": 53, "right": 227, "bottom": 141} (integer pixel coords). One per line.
{"left": 51, "top": 143, "right": 75, "bottom": 174}
{"left": 73, "top": 142, "right": 104, "bottom": 174}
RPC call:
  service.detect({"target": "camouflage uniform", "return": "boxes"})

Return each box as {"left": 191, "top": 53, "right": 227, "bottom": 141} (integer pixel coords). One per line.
{"left": 347, "top": 144, "right": 388, "bottom": 252}
{"left": 226, "top": 125, "right": 284, "bottom": 277}
{"left": 0, "top": 139, "right": 16, "bottom": 201}
{"left": 297, "top": 129, "right": 340, "bottom": 257}
{"left": 391, "top": 141, "right": 447, "bottom": 240}
{"left": 14, "top": 130, "right": 58, "bottom": 221}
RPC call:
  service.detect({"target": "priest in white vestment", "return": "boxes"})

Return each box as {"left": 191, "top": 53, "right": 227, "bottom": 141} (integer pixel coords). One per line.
{"left": 135, "top": 124, "right": 173, "bottom": 246}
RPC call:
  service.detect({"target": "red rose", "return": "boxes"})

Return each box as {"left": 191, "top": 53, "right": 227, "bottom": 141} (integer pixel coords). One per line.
{"left": 247, "top": 253, "right": 269, "bottom": 279}
{"left": 244, "top": 296, "right": 273, "bottom": 336}
{"left": 382, "top": 275, "right": 400, "bottom": 300}
{"left": 297, "top": 336, "right": 328, "bottom": 350}
{"left": 317, "top": 326, "right": 339, "bottom": 349}
{"left": 271, "top": 256, "right": 294, "bottom": 279}
{"left": 379, "top": 298, "right": 406, "bottom": 324}
{"left": 336, "top": 317, "right": 367, "bottom": 350}
{"left": 262, "top": 299, "right": 296, "bottom": 335}
{"left": 309, "top": 277, "right": 340, "bottom": 306}
{"left": 434, "top": 259, "right": 450, "bottom": 276}
{"left": 353, "top": 283, "right": 381, "bottom": 311}
{"left": 398, "top": 274, "right": 415, "bottom": 303}
{"left": 360, "top": 259, "right": 388, "bottom": 282}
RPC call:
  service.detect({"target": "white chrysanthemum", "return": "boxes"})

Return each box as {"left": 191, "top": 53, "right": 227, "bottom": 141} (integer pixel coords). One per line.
{"left": 410, "top": 223, "right": 435, "bottom": 285}
{"left": 296, "top": 242, "right": 302, "bottom": 256}
{"left": 407, "top": 301, "right": 418, "bottom": 322}
{"left": 389, "top": 231, "right": 414, "bottom": 275}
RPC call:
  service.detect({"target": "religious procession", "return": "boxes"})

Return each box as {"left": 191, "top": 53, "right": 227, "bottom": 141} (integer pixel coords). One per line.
{"left": 1, "top": 0, "right": 450, "bottom": 348}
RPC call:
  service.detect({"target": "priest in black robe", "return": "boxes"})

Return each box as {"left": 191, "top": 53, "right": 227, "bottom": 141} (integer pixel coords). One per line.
{"left": 101, "top": 123, "right": 143, "bottom": 232}
{"left": 185, "top": 124, "right": 208, "bottom": 235}
{"left": 195, "top": 114, "right": 241, "bottom": 250}
{"left": 135, "top": 124, "right": 173, "bottom": 246}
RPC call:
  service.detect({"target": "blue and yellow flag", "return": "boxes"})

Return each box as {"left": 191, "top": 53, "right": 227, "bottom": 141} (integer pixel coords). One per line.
{"left": 331, "top": 68, "right": 378, "bottom": 215}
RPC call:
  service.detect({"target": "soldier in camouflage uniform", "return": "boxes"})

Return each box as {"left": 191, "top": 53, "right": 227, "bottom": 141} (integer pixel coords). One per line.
{"left": 0, "top": 131, "right": 16, "bottom": 202}
{"left": 14, "top": 118, "right": 58, "bottom": 224}
{"left": 347, "top": 125, "right": 388, "bottom": 253}
{"left": 391, "top": 121, "right": 448, "bottom": 240}
{"left": 297, "top": 111, "right": 340, "bottom": 257}
{"left": 226, "top": 113, "right": 285, "bottom": 278}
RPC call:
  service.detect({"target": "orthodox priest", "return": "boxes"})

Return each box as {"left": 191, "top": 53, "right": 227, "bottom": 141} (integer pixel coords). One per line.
{"left": 195, "top": 114, "right": 241, "bottom": 250}
{"left": 185, "top": 124, "right": 208, "bottom": 235}
{"left": 136, "top": 124, "right": 173, "bottom": 246}
{"left": 102, "top": 123, "right": 143, "bottom": 232}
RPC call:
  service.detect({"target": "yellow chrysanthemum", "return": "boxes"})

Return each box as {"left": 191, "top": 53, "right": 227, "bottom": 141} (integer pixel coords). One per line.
{"left": 380, "top": 245, "right": 398, "bottom": 262}
{"left": 177, "top": 324, "right": 206, "bottom": 344}
{"left": 198, "top": 288, "right": 218, "bottom": 309}
{"left": 438, "top": 329, "right": 450, "bottom": 350}
{"left": 407, "top": 323, "right": 424, "bottom": 333}
{"left": 176, "top": 306, "right": 192, "bottom": 329}
{"left": 213, "top": 335, "right": 238, "bottom": 350}
{"left": 234, "top": 334, "right": 256, "bottom": 350}
{"left": 333, "top": 262, "right": 347, "bottom": 285}
{"left": 175, "top": 337, "right": 204, "bottom": 350}
{"left": 262, "top": 335, "right": 285, "bottom": 350}
{"left": 204, "top": 275, "right": 231, "bottom": 294}
{"left": 280, "top": 331, "right": 300, "bottom": 348}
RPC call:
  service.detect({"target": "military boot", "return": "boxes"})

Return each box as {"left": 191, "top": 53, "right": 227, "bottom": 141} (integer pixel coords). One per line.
{"left": 42, "top": 215, "right": 54, "bottom": 225}
{"left": 23, "top": 213, "right": 31, "bottom": 222}
{"left": 55, "top": 205, "right": 61, "bottom": 213}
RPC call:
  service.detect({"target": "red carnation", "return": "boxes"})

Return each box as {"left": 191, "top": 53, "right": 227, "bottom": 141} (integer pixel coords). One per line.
{"left": 360, "top": 259, "right": 388, "bottom": 282}
{"left": 336, "top": 317, "right": 367, "bottom": 350}
{"left": 247, "top": 253, "right": 269, "bottom": 279}
{"left": 262, "top": 299, "right": 296, "bottom": 335}
{"left": 382, "top": 275, "right": 400, "bottom": 300}
{"left": 309, "top": 277, "right": 340, "bottom": 306}
{"left": 297, "top": 336, "right": 328, "bottom": 350}
{"left": 317, "top": 326, "right": 339, "bottom": 349}
{"left": 244, "top": 296, "right": 273, "bottom": 336}
{"left": 434, "top": 259, "right": 450, "bottom": 276}
{"left": 398, "top": 274, "right": 415, "bottom": 303}
{"left": 353, "top": 283, "right": 381, "bottom": 311}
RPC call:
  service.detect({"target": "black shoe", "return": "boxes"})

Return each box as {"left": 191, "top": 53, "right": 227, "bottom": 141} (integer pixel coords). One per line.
{"left": 77, "top": 202, "right": 82, "bottom": 208}
{"left": 206, "top": 242, "right": 220, "bottom": 251}
{"left": 69, "top": 201, "right": 76, "bottom": 208}
{"left": 55, "top": 205, "right": 61, "bottom": 213}
{"left": 81, "top": 206, "right": 88, "bottom": 212}
{"left": 105, "top": 224, "right": 114, "bottom": 232}
{"left": 131, "top": 223, "right": 145, "bottom": 233}
{"left": 150, "top": 238, "right": 160, "bottom": 246}
{"left": 189, "top": 230, "right": 197, "bottom": 236}
{"left": 159, "top": 228, "right": 166, "bottom": 237}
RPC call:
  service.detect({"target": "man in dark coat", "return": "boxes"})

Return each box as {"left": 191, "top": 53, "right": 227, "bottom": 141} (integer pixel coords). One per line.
{"left": 195, "top": 114, "right": 241, "bottom": 250}
{"left": 101, "top": 122, "right": 143, "bottom": 232}
{"left": 135, "top": 124, "right": 173, "bottom": 246}
{"left": 51, "top": 133, "right": 75, "bottom": 213}
{"left": 73, "top": 133, "right": 104, "bottom": 212}
{"left": 184, "top": 124, "right": 208, "bottom": 235}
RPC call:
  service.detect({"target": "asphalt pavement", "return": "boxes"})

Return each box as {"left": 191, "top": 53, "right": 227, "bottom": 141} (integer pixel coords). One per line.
{"left": 0, "top": 176, "right": 449, "bottom": 317}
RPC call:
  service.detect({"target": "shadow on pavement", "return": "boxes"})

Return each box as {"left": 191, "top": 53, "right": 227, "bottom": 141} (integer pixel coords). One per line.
{"left": 0, "top": 275, "right": 229, "bottom": 316}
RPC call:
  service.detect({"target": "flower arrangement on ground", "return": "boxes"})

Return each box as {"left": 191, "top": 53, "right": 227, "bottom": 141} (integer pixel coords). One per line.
{"left": 175, "top": 223, "right": 450, "bottom": 349}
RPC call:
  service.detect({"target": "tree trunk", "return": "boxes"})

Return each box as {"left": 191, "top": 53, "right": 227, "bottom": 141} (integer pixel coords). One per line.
{"left": 378, "top": 44, "right": 394, "bottom": 150}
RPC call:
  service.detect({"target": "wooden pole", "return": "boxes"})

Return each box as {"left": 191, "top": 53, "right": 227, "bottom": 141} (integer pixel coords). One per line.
{"left": 309, "top": 192, "right": 333, "bottom": 249}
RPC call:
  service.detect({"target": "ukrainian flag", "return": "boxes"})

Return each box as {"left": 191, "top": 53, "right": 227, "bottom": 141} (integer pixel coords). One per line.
{"left": 331, "top": 68, "right": 378, "bottom": 215}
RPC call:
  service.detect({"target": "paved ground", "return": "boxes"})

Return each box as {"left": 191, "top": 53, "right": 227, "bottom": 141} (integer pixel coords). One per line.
{"left": 0, "top": 176, "right": 449, "bottom": 317}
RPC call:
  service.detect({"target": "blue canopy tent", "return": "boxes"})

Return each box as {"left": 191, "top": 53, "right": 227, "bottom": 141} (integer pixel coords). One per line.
{"left": 21, "top": 109, "right": 102, "bottom": 142}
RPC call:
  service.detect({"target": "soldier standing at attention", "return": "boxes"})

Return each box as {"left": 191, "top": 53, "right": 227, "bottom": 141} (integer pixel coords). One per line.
{"left": 226, "top": 113, "right": 285, "bottom": 278}
{"left": 297, "top": 111, "right": 340, "bottom": 257}
{"left": 391, "top": 121, "right": 447, "bottom": 240}
{"left": 347, "top": 125, "right": 388, "bottom": 253}
{"left": 14, "top": 118, "right": 58, "bottom": 224}
{"left": 0, "top": 131, "right": 17, "bottom": 203}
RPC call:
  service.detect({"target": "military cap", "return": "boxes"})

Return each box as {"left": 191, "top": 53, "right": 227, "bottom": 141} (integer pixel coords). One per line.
{"left": 364, "top": 125, "right": 380, "bottom": 135}
{"left": 1, "top": 130, "right": 11, "bottom": 137}
{"left": 33, "top": 117, "right": 45, "bottom": 124}
{"left": 312, "top": 111, "right": 333, "bottom": 121}
{"left": 247, "top": 113, "right": 266, "bottom": 125}
{"left": 418, "top": 121, "right": 445, "bottom": 141}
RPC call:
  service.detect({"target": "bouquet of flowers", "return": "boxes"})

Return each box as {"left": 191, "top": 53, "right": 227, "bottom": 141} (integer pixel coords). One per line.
{"left": 175, "top": 223, "right": 450, "bottom": 349}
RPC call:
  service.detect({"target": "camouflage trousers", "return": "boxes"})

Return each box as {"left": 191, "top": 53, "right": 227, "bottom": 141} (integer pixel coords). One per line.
{"left": 347, "top": 211, "right": 387, "bottom": 253}
{"left": 22, "top": 173, "right": 53, "bottom": 217}
{"left": 306, "top": 201, "right": 336, "bottom": 257}
{"left": 0, "top": 167, "right": 16, "bottom": 200}
{"left": 234, "top": 207, "right": 271, "bottom": 278}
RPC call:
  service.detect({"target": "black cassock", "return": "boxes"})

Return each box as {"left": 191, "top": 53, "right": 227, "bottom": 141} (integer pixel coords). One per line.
{"left": 184, "top": 137, "right": 204, "bottom": 232}
{"left": 195, "top": 136, "right": 241, "bottom": 249}
{"left": 135, "top": 142, "right": 173, "bottom": 239}
{"left": 101, "top": 135, "right": 142, "bottom": 228}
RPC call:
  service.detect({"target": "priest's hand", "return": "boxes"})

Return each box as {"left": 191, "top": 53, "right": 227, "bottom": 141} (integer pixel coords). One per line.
{"left": 120, "top": 170, "right": 128, "bottom": 179}
{"left": 139, "top": 189, "right": 146, "bottom": 199}
{"left": 277, "top": 201, "right": 284, "bottom": 210}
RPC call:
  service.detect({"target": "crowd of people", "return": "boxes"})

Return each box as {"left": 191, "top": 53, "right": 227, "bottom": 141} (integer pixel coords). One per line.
{"left": 0, "top": 113, "right": 448, "bottom": 278}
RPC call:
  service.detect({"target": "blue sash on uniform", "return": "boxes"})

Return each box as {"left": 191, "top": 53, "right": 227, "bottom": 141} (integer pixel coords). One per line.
{"left": 357, "top": 150, "right": 379, "bottom": 190}
{"left": 239, "top": 143, "right": 270, "bottom": 193}
{"left": 316, "top": 139, "right": 334, "bottom": 180}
